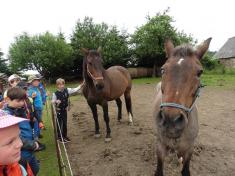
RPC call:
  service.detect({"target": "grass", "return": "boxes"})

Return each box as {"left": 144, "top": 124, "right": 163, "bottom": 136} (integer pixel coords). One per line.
{"left": 36, "top": 74, "right": 235, "bottom": 176}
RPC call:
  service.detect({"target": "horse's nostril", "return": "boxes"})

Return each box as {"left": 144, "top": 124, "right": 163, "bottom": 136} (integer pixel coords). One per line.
{"left": 174, "top": 114, "right": 185, "bottom": 125}
{"left": 158, "top": 111, "right": 166, "bottom": 126}
{"left": 96, "top": 84, "right": 104, "bottom": 90}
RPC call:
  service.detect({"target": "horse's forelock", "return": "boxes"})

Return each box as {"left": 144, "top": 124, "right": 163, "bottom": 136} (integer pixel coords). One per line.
{"left": 88, "top": 50, "right": 101, "bottom": 59}
{"left": 172, "top": 45, "right": 195, "bottom": 59}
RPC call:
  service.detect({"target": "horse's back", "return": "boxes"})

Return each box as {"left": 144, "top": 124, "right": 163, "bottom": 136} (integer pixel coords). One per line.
{"left": 105, "top": 66, "right": 131, "bottom": 99}
{"left": 106, "top": 66, "right": 131, "bottom": 86}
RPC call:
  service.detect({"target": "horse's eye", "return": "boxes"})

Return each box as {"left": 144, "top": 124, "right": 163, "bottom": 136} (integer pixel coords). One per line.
{"left": 88, "top": 62, "right": 92, "bottom": 66}
{"left": 197, "top": 69, "right": 203, "bottom": 77}
{"left": 160, "top": 68, "right": 165, "bottom": 75}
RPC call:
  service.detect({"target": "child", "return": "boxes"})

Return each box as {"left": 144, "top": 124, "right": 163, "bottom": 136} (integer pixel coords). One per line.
{"left": 0, "top": 109, "right": 31, "bottom": 176}
{"left": 36, "top": 75, "right": 47, "bottom": 106}
{"left": 3, "top": 87, "right": 40, "bottom": 175}
{"left": 52, "top": 78, "right": 83, "bottom": 142}
{"left": 27, "top": 75, "right": 44, "bottom": 138}
{"left": 4, "top": 74, "right": 21, "bottom": 99}
{"left": 16, "top": 81, "right": 46, "bottom": 152}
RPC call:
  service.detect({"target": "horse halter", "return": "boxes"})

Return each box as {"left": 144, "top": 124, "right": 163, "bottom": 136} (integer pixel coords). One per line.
{"left": 86, "top": 64, "right": 104, "bottom": 81}
{"left": 160, "top": 83, "right": 203, "bottom": 114}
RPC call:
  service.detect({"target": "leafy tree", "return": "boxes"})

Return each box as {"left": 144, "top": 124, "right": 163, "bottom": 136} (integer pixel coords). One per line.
{"left": 0, "top": 49, "right": 11, "bottom": 75}
{"left": 130, "top": 9, "right": 194, "bottom": 76}
{"left": 201, "top": 51, "right": 219, "bottom": 70}
{"left": 9, "top": 32, "right": 73, "bottom": 78}
{"left": 71, "top": 17, "right": 130, "bottom": 72}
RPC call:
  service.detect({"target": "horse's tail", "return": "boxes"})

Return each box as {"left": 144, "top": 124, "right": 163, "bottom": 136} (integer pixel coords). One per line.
{"left": 124, "top": 89, "right": 133, "bottom": 124}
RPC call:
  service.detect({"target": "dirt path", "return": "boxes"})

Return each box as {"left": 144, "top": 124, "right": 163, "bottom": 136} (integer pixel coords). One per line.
{"left": 66, "top": 84, "right": 235, "bottom": 176}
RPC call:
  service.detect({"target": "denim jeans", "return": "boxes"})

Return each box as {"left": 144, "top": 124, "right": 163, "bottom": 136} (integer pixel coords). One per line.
{"left": 35, "top": 109, "right": 43, "bottom": 122}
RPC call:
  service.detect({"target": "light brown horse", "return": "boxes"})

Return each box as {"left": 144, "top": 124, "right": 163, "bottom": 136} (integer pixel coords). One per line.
{"left": 153, "top": 38, "right": 212, "bottom": 176}
{"left": 81, "top": 47, "right": 133, "bottom": 142}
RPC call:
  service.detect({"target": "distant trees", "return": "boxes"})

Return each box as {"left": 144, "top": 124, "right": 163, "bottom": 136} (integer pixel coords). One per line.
{"left": 71, "top": 17, "right": 130, "bottom": 71}
{"left": 8, "top": 10, "right": 201, "bottom": 78}
{"left": 0, "top": 49, "right": 11, "bottom": 75}
{"left": 9, "top": 32, "right": 73, "bottom": 79}
{"left": 131, "top": 9, "right": 194, "bottom": 75}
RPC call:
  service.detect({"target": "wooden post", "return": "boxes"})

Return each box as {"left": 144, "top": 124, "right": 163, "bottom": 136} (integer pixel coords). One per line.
{"left": 50, "top": 103, "right": 63, "bottom": 176}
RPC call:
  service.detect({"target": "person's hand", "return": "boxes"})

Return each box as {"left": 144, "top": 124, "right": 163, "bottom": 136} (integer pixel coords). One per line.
{"left": 80, "top": 81, "right": 85, "bottom": 87}
{"left": 56, "top": 100, "right": 61, "bottom": 104}
{"left": 35, "top": 142, "right": 39, "bottom": 150}
{"left": 0, "top": 101, "right": 4, "bottom": 109}
{"left": 32, "top": 92, "right": 37, "bottom": 98}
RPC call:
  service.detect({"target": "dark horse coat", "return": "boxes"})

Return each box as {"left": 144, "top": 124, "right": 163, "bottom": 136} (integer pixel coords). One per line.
{"left": 82, "top": 48, "right": 133, "bottom": 142}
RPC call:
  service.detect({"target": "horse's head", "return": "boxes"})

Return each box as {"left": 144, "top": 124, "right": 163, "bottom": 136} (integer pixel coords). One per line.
{"left": 158, "top": 38, "right": 212, "bottom": 138}
{"left": 82, "top": 47, "right": 105, "bottom": 91}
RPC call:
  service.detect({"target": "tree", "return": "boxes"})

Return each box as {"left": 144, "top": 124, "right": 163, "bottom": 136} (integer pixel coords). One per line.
{"left": 130, "top": 9, "right": 194, "bottom": 76}
{"left": 71, "top": 17, "right": 130, "bottom": 73}
{"left": 0, "top": 49, "right": 11, "bottom": 75}
{"left": 9, "top": 32, "right": 73, "bottom": 78}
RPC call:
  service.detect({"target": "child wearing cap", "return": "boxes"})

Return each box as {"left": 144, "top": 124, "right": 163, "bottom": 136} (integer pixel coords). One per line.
{"left": 52, "top": 78, "right": 83, "bottom": 143}
{"left": 3, "top": 74, "right": 21, "bottom": 99}
{"left": 27, "top": 75, "right": 44, "bottom": 139}
{"left": 0, "top": 109, "right": 32, "bottom": 176}
{"left": 3, "top": 87, "right": 40, "bottom": 175}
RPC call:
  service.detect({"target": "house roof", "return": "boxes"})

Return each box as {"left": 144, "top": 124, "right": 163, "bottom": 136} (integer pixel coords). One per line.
{"left": 214, "top": 37, "right": 235, "bottom": 59}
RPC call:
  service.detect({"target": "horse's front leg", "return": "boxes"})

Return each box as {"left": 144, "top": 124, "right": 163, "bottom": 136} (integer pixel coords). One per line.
{"left": 155, "top": 143, "right": 166, "bottom": 176}
{"left": 88, "top": 101, "right": 100, "bottom": 138}
{"left": 102, "top": 101, "right": 111, "bottom": 142}
{"left": 181, "top": 149, "right": 193, "bottom": 176}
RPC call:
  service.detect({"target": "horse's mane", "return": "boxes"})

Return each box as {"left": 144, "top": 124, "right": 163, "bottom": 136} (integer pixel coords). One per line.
{"left": 172, "top": 44, "right": 195, "bottom": 58}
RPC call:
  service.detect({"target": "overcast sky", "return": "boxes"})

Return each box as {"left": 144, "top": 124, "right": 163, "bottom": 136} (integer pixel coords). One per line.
{"left": 1, "top": 0, "right": 234, "bottom": 57}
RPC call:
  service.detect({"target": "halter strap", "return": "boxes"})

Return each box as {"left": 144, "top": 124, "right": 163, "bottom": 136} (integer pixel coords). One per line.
{"left": 160, "top": 84, "right": 203, "bottom": 114}
{"left": 87, "top": 65, "right": 104, "bottom": 81}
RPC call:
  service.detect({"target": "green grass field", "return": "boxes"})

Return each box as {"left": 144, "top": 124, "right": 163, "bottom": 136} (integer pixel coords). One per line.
{"left": 37, "top": 74, "right": 235, "bottom": 176}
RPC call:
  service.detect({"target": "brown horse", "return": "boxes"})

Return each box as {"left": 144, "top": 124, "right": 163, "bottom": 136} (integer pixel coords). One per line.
{"left": 81, "top": 47, "right": 133, "bottom": 142}
{"left": 153, "top": 38, "right": 212, "bottom": 176}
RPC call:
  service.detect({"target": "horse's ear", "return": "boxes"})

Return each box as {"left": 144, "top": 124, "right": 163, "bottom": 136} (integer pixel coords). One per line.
{"left": 97, "top": 46, "right": 102, "bottom": 53}
{"left": 164, "top": 39, "right": 174, "bottom": 58}
{"left": 196, "top": 38, "right": 212, "bottom": 60}
{"left": 81, "top": 48, "right": 89, "bottom": 55}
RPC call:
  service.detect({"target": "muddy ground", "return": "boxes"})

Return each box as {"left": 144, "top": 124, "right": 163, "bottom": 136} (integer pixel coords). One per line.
{"left": 66, "top": 84, "right": 235, "bottom": 176}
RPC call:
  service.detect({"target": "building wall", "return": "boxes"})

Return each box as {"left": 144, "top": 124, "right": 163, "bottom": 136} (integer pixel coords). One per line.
{"left": 220, "top": 58, "right": 235, "bottom": 68}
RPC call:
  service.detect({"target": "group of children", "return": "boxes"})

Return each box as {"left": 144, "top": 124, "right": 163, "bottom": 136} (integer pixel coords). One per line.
{"left": 0, "top": 74, "right": 83, "bottom": 175}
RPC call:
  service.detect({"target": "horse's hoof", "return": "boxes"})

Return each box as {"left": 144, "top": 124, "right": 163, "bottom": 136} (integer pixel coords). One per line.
{"left": 128, "top": 121, "right": 134, "bottom": 126}
{"left": 94, "top": 134, "right": 101, "bottom": 138}
{"left": 105, "top": 137, "right": 112, "bottom": 142}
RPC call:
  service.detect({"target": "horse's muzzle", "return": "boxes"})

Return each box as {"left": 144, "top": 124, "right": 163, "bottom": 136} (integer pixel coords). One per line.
{"left": 157, "top": 110, "right": 187, "bottom": 138}
{"left": 95, "top": 83, "right": 104, "bottom": 90}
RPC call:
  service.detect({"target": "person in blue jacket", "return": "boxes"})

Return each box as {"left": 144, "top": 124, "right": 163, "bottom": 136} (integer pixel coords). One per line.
{"left": 27, "top": 75, "right": 44, "bottom": 138}
{"left": 3, "top": 87, "right": 40, "bottom": 175}
{"left": 36, "top": 74, "right": 47, "bottom": 106}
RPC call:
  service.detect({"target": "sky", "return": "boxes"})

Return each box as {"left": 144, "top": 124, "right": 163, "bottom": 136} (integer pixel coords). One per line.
{"left": 1, "top": 0, "right": 234, "bottom": 58}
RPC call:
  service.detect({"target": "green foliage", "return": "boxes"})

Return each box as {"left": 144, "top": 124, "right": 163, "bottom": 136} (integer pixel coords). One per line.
{"left": 201, "top": 51, "right": 219, "bottom": 70}
{"left": 201, "top": 51, "right": 235, "bottom": 75}
{"left": 130, "top": 9, "right": 194, "bottom": 67}
{"left": 9, "top": 32, "right": 73, "bottom": 78}
{"left": 0, "top": 49, "right": 11, "bottom": 75}
{"left": 71, "top": 17, "right": 130, "bottom": 69}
